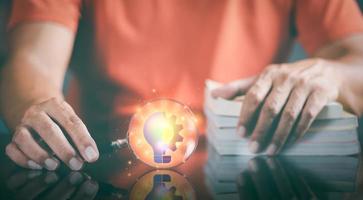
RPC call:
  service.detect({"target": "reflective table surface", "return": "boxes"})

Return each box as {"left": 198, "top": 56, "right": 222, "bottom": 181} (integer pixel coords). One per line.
{"left": 0, "top": 132, "right": 362, "bottom": 200}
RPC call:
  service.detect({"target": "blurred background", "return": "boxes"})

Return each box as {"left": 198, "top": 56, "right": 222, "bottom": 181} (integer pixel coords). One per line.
{"left": 1, "top": 0, "right": 363, "bottom": 134}
{"left": 0, "top": 0, "right": 10, "bottom": 132}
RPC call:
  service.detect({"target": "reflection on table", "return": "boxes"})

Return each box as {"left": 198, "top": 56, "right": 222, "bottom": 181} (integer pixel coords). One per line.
{"left": 3, "top": 166, "right": 196, "bottom": 200}
{"left": 129, "top": 170, "right": 195, "bottom": 200}
{"left": 2, "top": 134, "right": 363, "bottom": 200}
{"left": 205, "top": 144, "right": 362, "bottom": 200}
{"left": 4, "top": 170, "right": 128, "bottom": 200}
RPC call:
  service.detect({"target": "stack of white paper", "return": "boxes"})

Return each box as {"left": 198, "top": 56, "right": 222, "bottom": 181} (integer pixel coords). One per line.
{"left": 204, "top": 80, "right": 360, "bottom": 156}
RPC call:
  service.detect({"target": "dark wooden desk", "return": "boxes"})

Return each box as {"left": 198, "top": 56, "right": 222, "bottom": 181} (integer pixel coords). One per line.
{"left": 0, "top": 131, "right": 362, "bottom": 200}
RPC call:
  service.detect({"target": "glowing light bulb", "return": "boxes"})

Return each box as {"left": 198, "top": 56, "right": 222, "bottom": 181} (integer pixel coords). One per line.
{"left": 143, "top": 112, "right": 173, "bottom": 163}
{"left": 128, "top": 99, "right": 199, "bottom": 168}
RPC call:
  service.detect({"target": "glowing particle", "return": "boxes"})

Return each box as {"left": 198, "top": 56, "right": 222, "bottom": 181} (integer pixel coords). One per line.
{"left": 136, "top": 107, "right": 142, "bottom": 113}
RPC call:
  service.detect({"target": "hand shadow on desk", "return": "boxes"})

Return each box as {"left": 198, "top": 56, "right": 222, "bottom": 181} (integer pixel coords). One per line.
{"left": 237, "top": 156, "right": 361, "bottom": 200}
{"left": 5, "top": 170, "right": 128, "bottom": 200}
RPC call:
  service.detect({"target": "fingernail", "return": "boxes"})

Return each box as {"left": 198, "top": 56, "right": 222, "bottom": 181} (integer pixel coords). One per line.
{"left": 84, "top": 181, "right": 98, "bottom": 196}
{"left": 69, "top": 157, "right": 83, "bottom": 171}
{"left": 249, "top": 141, "right": 259, "bottom": 153}
{"left": 248, "top": 160, "right": 258, "bottom": 172}
{"left": 266, "top": 144, "right": 277, "bottom": 155}
{"left": 44, "top": 172, "right": 58, "bottom": 184}
{"left": 211, "top": 89, "right": 220, "bottom": 98}
{"left": 27, "top": 160, "right": 42, "bottom": 170}
{"left": 44, "top": 158, "right": 59, "bottom": 171}
{"left": 85, "top": 146, "right": 98, "bottom": 162}
{"left": 27, "top": 171, "right": 42, "bottom": 178}
{"left": 237, "top": 126, "right": 246, "bottom": 137}
{"left": 69, "top": 172, "right": 83, "bottom": 185}
{"left": 266, "top": 158, "right": 276, "bottom": 169}
{"left": 211, "top": 92, "right": 216, "bottom": 98}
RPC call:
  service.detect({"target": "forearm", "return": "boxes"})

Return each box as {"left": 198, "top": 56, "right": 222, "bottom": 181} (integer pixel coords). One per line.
{"left": 0, "top": 22, "right": 74, "bottom": 130}
{"left": 333, "top": 53, "right": 363, "bottom": 116}
{"left": 315, "top": 35, "right": 363, "bottom": 116}
{"left": 0, "top": 56, "right": 65, "bottom": 129}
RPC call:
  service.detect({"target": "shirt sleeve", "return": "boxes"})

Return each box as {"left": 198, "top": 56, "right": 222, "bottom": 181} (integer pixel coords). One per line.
{"left": 8, "top": 0, "right": 82, "bottom": 32}
{"left": 295, "top": 0, "right": 363, "bottom": 55}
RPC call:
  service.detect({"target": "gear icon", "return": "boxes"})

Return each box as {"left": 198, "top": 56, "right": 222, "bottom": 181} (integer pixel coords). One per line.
{"left": 166, "top": 115, "right": 184, "bottom": 151}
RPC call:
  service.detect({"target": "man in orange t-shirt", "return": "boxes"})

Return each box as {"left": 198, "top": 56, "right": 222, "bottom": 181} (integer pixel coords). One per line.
{"left": 2, "top": 0, "right": 363, "bottom": 170}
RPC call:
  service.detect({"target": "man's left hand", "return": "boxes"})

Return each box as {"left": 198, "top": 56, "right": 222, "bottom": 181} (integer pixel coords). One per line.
{"left": 212, "top": 58, "right": 341, "bottom": 155}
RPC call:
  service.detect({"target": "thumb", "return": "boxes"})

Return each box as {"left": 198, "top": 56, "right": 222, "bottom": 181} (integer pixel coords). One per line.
{"left": 211, "top": 76, "right": 257, "bottom": 99}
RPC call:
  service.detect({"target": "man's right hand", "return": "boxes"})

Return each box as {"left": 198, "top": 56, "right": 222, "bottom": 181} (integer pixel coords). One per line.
{"left": 5, "top": 97, "right": 99, "bottom": 171}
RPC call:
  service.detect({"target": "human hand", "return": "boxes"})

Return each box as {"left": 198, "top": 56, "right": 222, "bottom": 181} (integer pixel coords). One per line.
{"left": 5, "top": 97, "right": 99, "bottom": 170}
{"left": 212, "top": 59, "right": 341, "bottom": 154}
{"left": 237, "top": 157, "right": 317, "bottom": 199}
{"left": 6, "top": 171, "right": 99, "bottom": 199}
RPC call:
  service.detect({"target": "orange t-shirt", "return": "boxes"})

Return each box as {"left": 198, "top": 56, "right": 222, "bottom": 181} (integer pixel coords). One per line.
{"left": 8, "top": 0, "right": 363, "bottom": 118}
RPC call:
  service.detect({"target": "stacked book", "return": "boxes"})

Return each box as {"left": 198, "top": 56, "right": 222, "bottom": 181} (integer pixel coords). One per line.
{"left": 204, "top": 145, "right": 360, "bottom": 200}
{"left": 204, "top": 80, "right": 360, "bottom": 156}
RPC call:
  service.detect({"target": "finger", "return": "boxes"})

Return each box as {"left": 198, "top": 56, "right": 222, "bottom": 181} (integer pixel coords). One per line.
{"left": 211, "top": 76, "right": 257, "bottom": 99}
{"left": 237, "top": 171, "right": 258, "bottom": 200}
{"left": 237, "top": 73, "right": 273, "bottom": 137}
{"left": 248, "top": 83, "right": 292, "bottom": 153}
{"left": 6, "top": 170, "right": 40, "bottom": 190}
{"left": 15, "top": 172, "right": 53, "bottom": 200}
{"left": 13, "top": 126, "right": 60, "bottom": 170}
{"left": 284, "top": 165, "right": 318, "bottom": 199}
{"left": 248, "top": 158, "right": 278, "bottom": 199}
{"left": 43, "top": 98, "right": 99, "bottom": 163}
{"left": 265, "top": 158, "right": 297, "bottom": 199}
{"left": 5, "top": 143, "right": 41, "bottom": 170}
{"left": 266, "top": 86, "right": 310, "bottom": 155}
{"left": 22, "top": 110, "right": 84, "bottom": 170}
{"left": 72, "top": 180, "right": 99, "bottom": 200}
{"left": 43, "top": 172, "right": 60, "bottom": 185}
{"left": 295, "top": 90, "right": 329, "bottom": 141}
{"left": 43, "top": 172, "right": 84, "bottom": 200}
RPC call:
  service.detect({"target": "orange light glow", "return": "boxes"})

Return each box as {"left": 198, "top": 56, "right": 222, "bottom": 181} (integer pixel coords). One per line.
{"left": 128, "top": 99, "right": 199, "bottom": 168}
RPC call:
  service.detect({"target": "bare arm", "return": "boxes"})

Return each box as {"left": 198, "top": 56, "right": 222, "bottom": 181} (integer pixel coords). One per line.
{"left": 314, "top": 34, "right": 363, "bottom": 115}
{"left": 1, "top": 22, "right": 72, "bottom": 128}
{"left": 1, "top": 22, "right": 99, "bottom": 170}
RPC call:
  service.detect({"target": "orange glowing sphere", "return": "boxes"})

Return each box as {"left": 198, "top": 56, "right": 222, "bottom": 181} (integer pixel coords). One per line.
{"left": 128, "top": 99, "right": 199, "bottom": 168}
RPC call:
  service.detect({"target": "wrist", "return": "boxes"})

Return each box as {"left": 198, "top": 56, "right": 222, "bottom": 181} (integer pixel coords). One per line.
{"left": 329, "top": 61, "right": 345, "bottom": 97}
{"left": 1, "top": 92, "right": 63, "bottom": 131}
{"left": 328, "top": 60, "right": 360, "bottom": 114}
